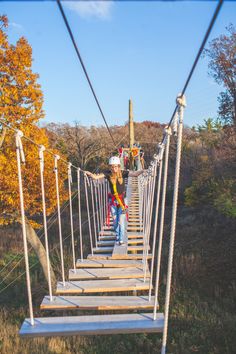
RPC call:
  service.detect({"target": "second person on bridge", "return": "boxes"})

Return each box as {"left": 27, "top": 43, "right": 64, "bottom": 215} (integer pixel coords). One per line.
{"left": 85, "top": 156, "right": 144, "bottom": 246}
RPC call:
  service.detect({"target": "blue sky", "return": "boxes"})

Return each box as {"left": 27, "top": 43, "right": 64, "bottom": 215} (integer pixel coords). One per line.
{"left": 1, "top": 1, "right": 236, "bottom": 128}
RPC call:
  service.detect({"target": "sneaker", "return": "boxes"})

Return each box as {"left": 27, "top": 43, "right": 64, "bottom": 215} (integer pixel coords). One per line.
{"left": 119, "top": 240, "right": 124, "bottom": 245}
{"left": 115, "top": 240, "right": 120, "bottom": 245}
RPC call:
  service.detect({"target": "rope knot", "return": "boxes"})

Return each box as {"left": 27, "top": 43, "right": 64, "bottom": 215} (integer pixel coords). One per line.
{"left": 176, "top": 94, "right": 187, "bottom": 108}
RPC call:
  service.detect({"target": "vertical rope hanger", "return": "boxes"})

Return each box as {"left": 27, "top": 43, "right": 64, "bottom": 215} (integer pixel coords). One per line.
{"left": 153, "top": 127, "right": 172, "bottom": 319}
{"left": 94, "top": 180, "right": 101, "bottom": 239}
{"left": 161, "top": 95, "right": 186, "bottom": 354}
{"left": 15, "top": 130, "right": 34, "bottom": 326}
{"left": 68, "top": 163, "right": 76, "bottom": 271}
{"left": 84, "top": 173, "right": 94, "bottom": 255}
{"left": 90, "top": 178, "right": 98, "bottom": 249}
{"left": 153, "top": 127, "right": 172, "bottom": 312}
{"left": 148, "top": 145, "right": 164, "bottom": 301}
{"left": 77, "top": 168, "right": 83, "bottom": 261}
{"left": 39, "top": 145, "right": 53, "bottom": 301}
{"left": 54, "top": 155, "right": 66, "bottom": 286}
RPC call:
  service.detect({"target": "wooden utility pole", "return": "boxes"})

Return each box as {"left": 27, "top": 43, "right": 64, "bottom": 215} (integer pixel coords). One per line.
{"left": 129, "top": 99, "right": 134, "bottom": 170}
{"left": 129, "top": 99, "right": 134, "bottom": 149}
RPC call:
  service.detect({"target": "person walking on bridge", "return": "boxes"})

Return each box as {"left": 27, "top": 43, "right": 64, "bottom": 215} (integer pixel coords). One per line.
{"left": 85, "top": 156, "right": 144, "bottom": 245}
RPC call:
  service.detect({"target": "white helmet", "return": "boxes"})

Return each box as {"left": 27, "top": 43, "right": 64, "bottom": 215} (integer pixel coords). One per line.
{"left": 109, "top": 156, "right": 120, "bottom": 165}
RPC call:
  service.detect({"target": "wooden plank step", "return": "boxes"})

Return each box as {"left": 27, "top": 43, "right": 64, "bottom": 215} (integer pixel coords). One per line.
{"left": 76, "top": 259, "right": 144, "bottom": 268}
{"left": 127, "top": 227, "right": 143, "bottom": 231}
{"left": 128, "top": 239, "right": 143, "bottom": 244}
{"left": 110, "top": 253, "right": 152, "bottom": 260}
{"left": 87, "top": 254, "right": 151, "bottom": 260}
{"left": 128, "top": 245, "right": 150, "bottom": 252}
{"left": 68, "top": 267, "right": 150, "bottom": 280}
{"left": 128, "top": 224, "right": 141, "bottom": 227}
{"left": 97, "top": 240, "right": 115, "bottom": 246}
{"left": 40, "top": 295, "right": 155, "bottom": 311}
{"left": 56, "top": 278, "right": 152, "bottom": 294}
{"left": 93, "top": 247, "right": 114, "bottom": 253}
{"left": 20, "top": 312, "right": 164, "bottom": 338}
{"left": 127, "top": 232, "right": 144, "bottom": 239}
{"left": 99, "top": 231, "right": 116, "bottom": 236}
{"left": 112, "top": 243, "right": 127, "bottom": 256}
{"left": 99, "top": 236, "right": 116, "bottom": 241}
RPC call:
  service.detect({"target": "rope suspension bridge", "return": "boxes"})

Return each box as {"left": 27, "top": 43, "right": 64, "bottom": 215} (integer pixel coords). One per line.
{"left": 0, "top": 1, "right": 224, "bottom": 353}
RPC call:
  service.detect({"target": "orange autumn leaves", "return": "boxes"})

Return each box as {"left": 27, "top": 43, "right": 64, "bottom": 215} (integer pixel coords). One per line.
{"left": 0, "top": 16, "right": 67, "bottom": 226}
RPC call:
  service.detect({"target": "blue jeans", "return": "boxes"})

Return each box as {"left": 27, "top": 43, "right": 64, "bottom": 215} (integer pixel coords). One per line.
{"left": 111, "top": 204, "right": 126, "bottom": 242}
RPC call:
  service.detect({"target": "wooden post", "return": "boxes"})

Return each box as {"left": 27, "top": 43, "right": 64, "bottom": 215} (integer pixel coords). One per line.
{"left": 129, "top": 99, "right": 134, "bottom": 149}
{"left": 129, "top": 99, "right": 134, "bottom": 170}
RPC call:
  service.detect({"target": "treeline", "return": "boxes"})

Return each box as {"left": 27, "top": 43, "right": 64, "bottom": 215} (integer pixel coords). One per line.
{"left": 45, "top": 118, "right": 236, "bottom": 219}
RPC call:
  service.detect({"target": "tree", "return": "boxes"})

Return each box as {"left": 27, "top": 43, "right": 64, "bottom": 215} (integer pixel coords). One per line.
{"left": 0, "top": 16, "right": 67, "bottom": 287}
{"left": 204, "top": 25, "right": 236, "bottom": 126}
{"left": 0, "top": 16, "right": 44, "bottom": 128}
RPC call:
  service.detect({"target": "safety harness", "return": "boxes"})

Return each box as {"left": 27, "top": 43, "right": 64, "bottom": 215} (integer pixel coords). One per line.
{"left": 106, "top": 178, "right": 128, "bottom": 226}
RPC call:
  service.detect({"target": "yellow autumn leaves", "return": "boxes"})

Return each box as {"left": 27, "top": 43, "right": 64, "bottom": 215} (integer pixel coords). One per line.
{"left": 0, "top": 15, "right": 67, "bottom": 227}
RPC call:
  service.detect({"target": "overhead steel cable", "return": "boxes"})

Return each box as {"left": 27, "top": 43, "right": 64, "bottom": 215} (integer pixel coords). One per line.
{"left": 56, "top": 0, "right": 117, "bottom": 147}
{"left": 165, "top": 0, "right": 224, "bottom": 134}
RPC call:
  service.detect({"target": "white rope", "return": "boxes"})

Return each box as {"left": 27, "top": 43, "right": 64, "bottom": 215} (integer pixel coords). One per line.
{"left": 94, "top": 180, "right": 101, "bottom": 239}
{"left": 103, "top": 179, "right": 106, "bottom": 226}
{"left": 172, "top": 111, "right": 178, "bottom": 136}
{"left": 77, "top": 168, "right": 83, "bottom": 261}
{"left": 90, "top": 179, "right": 98, "bottom": 248}
{"left": 15, "top": 130, "right": 34, "bottom": 326}
{"left": 146, "top": 162, "right": 157, "bottom": 251}
{"left": 153, "top": 126, "right": 172, "bottom": 319}
{"left": 161, "top": 95, "right": 186, "bottom": 354}
{"left": 54, "top": 155, "right": 65, "bottom": 286}
{"left": 143, "top": 165, "right": 156, "bottom": 281}
{"left": 98, "top": 180, "right": 103, "bottom": 230}
{"left": 68, "top": 162, "right": 76, "bottom": 270}
{"left": 148, "top": 150, "right": 164, "bottom": 301}
{"left": 142, "top": 177, "right": 149, "bottom": 281}
{"left": 84, "top": 173, "right": 93, "bottom": 255}
{"left": 39, "top": 145, "right": 53, "bottom": 301}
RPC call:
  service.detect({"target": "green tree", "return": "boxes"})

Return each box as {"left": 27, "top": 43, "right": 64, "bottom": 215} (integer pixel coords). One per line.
{"left": 204, "top": 25, "right": 236, "bottom": 126}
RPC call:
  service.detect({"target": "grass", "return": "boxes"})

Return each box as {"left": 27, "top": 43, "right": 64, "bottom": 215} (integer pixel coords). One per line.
{"left": 0, "top": 205, "right": 236, "bottom": 353}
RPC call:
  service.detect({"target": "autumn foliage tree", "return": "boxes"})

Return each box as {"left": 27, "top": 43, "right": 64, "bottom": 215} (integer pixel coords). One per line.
{"left": 0, "top": 16, "right": 67, "bottom": 227}
{"left": 204, "top": 25, "right": 236, "bottom": 126}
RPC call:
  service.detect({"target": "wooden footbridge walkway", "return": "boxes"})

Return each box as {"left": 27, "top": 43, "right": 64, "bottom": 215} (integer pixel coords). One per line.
{"left": 0, "top": 91, "right": 189, "bottom": 354}
{"left": 20, "top": 176, "right": 164, "bottom": 337}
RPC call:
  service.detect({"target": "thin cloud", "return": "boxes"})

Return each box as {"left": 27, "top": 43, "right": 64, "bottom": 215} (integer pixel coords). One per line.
{"left": 9, "top": 22, "right": 23, "bottom": 30}
{"left": 65, "top": 1, "right": 113, "bottom": 20}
